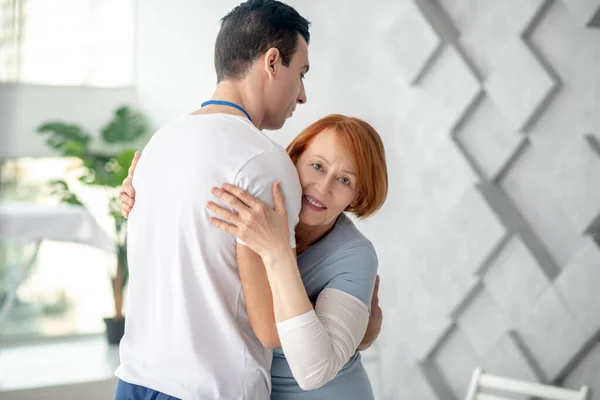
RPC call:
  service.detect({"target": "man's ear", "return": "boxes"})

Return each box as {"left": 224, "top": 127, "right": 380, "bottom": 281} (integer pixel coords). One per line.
{"left": 264, "top": 47, "right": 281, "bottom": 80}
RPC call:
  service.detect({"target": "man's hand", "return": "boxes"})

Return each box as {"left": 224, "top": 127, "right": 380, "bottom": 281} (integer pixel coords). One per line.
{"left": 358, "top": 275, "right": 382, "bottom": 351}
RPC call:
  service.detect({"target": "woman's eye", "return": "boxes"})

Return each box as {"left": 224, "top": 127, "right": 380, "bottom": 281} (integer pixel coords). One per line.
{"left": 312, "top": 163, "right": 323, "bottom": 171}
{"left": 339, "top": 177, "right": 351, "bottom": 186}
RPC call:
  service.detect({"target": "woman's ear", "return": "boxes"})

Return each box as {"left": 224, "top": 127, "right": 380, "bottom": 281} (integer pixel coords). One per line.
{"left": 346, "top": 195, "right": 361, "bottom": 212}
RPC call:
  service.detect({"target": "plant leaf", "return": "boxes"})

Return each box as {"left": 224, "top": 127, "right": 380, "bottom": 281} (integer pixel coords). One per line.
{"left": 49, "top": 179, "right": 84, "bottom": 206}
{"left": 102, "top": 106, "right": 149, "bottom": 144}
{"left": 37, "top": 122, "right": 91, "bottom": 158}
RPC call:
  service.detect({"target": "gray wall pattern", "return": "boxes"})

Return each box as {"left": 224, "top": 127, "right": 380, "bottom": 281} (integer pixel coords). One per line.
{"left": 132, "top": 1, "right": 600, "bottom": 399}
{"left": 364, "top": 1, "right": 600, "bottom": 399}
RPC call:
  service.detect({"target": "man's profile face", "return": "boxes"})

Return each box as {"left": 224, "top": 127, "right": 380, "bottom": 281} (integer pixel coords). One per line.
{"left": 263, "top": 36, "right": 309, "bottom": 130}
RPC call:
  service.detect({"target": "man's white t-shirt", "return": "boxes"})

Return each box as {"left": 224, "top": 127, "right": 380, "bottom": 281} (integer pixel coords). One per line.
{"left": 115, "top": 114, "right": 302, "bottom": 400}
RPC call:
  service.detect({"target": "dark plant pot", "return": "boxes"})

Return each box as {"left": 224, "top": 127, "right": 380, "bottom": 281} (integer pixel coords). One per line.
{"left": 104, "top": 317, "right": 125, "bottom": 345}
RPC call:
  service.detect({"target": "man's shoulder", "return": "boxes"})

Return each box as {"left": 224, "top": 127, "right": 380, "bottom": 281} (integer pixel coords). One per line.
{"left": 157, "top": 113, "right": 290, "bottom": 169}
{"left": 235, "top": 149, "right": 300, "bottom": 191}
{"left": 165, "top": 113, "right": 261, "bottom": 136}
{"left": 194, "top": 114, "right": 289, "bottom": 161}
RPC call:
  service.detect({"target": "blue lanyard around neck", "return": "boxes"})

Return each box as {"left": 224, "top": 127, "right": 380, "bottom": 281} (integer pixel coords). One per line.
{"left": 201, "top": 100, "right": 252, "bottom": 123}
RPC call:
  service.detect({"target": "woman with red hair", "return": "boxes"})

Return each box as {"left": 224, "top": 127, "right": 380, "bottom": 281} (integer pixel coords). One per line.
{"left": 121, "top": 114, "right": 388, "bottom": 399}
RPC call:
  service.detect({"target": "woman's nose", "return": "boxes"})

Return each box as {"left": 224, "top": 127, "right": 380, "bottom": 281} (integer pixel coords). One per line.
{"left": 315, "top": 177, "right": 333, "bottom": 195}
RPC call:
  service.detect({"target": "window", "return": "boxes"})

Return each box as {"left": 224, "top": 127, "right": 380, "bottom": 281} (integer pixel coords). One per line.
{"left": 0, "top": 158, "right": 117, "bottom": 340}
{"left": 0, "top": 0, "right": 134, "bottom": 87}
{"left": 0, "top": 0, "right": 135, "bottom": 341}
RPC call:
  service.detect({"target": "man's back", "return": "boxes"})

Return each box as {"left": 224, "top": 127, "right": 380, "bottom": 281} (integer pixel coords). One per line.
{"left": 116, "top": 113, "right": 302, "bottom": 399}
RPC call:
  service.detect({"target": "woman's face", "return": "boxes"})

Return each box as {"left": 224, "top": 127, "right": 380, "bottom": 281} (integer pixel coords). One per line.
{"left": 295, "top": 128, "right": 357, "bottom": 229}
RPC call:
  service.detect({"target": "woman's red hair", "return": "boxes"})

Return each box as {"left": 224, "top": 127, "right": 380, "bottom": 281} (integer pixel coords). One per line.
{"left": 286, "top": 114, "right": 388, "bottom": 218}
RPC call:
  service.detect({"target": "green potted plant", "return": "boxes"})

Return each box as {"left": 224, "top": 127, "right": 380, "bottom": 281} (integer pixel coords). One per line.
{"left": 37, "top": 105, "right": 149, "bottom": 344}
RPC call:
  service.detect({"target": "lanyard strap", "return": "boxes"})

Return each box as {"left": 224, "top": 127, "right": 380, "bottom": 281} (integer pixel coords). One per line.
{"left": 201, "top": 100, "right": 252, "bottom": 123}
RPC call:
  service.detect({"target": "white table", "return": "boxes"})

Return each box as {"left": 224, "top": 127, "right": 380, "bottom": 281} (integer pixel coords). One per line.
{"left": 0, "top": 202, "right": 115, "bottom": 323}
{"left": 0, "top": 334, "right": 119, "bottom": 394}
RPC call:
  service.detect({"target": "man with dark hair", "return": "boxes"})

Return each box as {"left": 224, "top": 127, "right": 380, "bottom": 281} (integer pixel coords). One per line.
{"left": 114, "top": 1, "right": 310, "bottom": 399}
{"left": 215, "top": 0, "right": 310, "bottom": 84}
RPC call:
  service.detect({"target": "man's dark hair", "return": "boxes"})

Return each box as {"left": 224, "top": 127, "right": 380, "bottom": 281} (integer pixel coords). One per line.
{"left": 215, "top": 0, "right": 310, "bottom": 82}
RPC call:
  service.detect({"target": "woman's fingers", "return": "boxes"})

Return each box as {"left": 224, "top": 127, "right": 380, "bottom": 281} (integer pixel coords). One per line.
{"left": 128, "top": 151, "right": 141, "bottom": 176}
{"left": 120, "top": 199, "right": 132, "bottom": 211}
{"left": 207, "top": 201, "right": 243, "bottom": 228}
{"left": 121, "top": 203, "right": 130, "bottom": 218}
{"left": 121, "top": 174, "right": 135, "bottom": 199}
{"left": 220, "top": 183, "right": 262, "bottom": 209}
{"left": 208, "top": 216, "right": 238, "bottom": 236}
{"left": 119, "top": 190, "right": 133, "bottom": 205}
{"left": 119, "top": 189, "right": 134, "bottom": 218}
{"left": 211, "top": 187, "right": 251, "bottom": 216}
{"left": 123, "top": 181, "right": 135, "bottom": 200}
{"left": 120, "top": 191, "right": 132, "bottom": 217}
{"left": 271, "top": 182, "right": 288, "bottom": 218}
{"left": 371, "top": 275, "right": 380, "bottom": 307}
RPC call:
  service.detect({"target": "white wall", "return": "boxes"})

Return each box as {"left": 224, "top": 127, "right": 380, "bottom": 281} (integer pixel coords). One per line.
{"left": 0, "top": 84, "right": 138, "bottom": 157}
{"left": 135, "top": 1, "right": 600, "bottom": 399}
{"left": 133, "top": 0, "right": 236, "bottom": 127}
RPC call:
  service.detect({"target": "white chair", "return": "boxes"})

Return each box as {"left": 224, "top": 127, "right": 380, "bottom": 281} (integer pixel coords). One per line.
{"left": 465, "top": 368, "right": 591, "bottom": 400}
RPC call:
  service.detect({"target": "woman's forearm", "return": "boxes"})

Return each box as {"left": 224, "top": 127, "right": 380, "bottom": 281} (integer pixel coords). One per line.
{"left": 271, "top": 287, "right": 370, "bottom": 390}
{"left": 262, "top": 249, "right": 313, "bottom": 322}
{"left": 262, "top": 248, "right": 372, "bottom": 390}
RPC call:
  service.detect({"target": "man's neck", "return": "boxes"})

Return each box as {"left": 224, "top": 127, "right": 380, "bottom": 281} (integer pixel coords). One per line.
{"left": 194, "top": 80, "right": 264, "bottom": 129}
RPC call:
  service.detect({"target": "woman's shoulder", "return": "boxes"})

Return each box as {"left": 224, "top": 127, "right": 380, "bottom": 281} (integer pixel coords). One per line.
{"left": 300, "top": 214, "right": 377, "bottom": 276}
{"left": 328, "top": 214, "right": 375, "bottom": 253}
{"left": 318, "top": 216, "right": 378, "bottom": 307}
{"left": 314, "top": 215, "right": 378, "bottom": 276}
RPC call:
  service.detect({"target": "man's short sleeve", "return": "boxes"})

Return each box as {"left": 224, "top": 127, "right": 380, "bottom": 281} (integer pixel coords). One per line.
{"left": 234, "top": 150, "right": 302, "bottom": 248}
